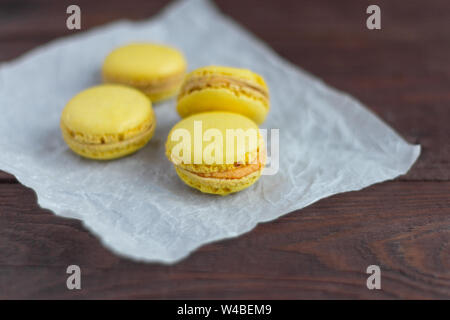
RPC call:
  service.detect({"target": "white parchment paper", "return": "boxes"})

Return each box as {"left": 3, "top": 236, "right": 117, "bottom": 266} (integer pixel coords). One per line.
{"left": 0, "top": 0, "right": 420, "bottom": 263}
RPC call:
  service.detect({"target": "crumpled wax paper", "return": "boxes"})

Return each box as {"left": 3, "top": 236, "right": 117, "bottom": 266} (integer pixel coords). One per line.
{"left": 0, "top": 0, "right": 420, "bottom": 263}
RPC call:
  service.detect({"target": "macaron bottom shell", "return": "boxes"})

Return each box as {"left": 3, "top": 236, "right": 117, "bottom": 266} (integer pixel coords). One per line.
{"left": 147, "top": 84, "right": 183, "bottom": 103}
{"left": 103, "top": 75, "right": 184, "bottom": 103}
{"left": 175, "top": 166, "right": 263, "bottom": 196}
{"left": 177, "top": 88, "right": 268, "bottom": 124}
{"left": 61, "top": 121, "right": 156, "bottom": 160}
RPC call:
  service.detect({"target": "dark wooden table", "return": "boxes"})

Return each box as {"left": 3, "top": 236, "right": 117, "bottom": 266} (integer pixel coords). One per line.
{"left": 1, "top": 0, "right": 449, "bottom": 299}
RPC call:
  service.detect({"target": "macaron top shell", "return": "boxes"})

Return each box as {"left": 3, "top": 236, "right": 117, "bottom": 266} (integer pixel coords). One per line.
{"left": 184, "top": 66, "right": 268, "bottom": 90}
{"left": 61, "top": 84, "right": 153, "bottom": 139}
{"left": 166, "top": 112, "right": 262, "bottom": 170}
{"left": 102, "top": 43, "right": 186, "bottom": 82}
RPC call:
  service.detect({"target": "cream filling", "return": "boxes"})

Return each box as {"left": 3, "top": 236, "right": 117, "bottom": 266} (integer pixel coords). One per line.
{"left": 62, "top": 122, "right": 154, "bottom": 148}
{"left": 179, "top": 75, "right": 269, "bottom": 103}
{"left": 103, "top": 71, "right": 185, "bottom": 94}
{"left": 178, "top": 151, "right": 265, "bottom": 180}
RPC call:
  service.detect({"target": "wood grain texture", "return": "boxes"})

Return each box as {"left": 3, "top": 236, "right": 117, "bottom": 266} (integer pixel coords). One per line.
{"left": 0, "top": 172, "right": 15, "bottom": 182}
{"left": 0, "top": 0, "right": 449, "bottom": 299}
{"left": 0, "top": 182, "right": 449, "bottom": 299}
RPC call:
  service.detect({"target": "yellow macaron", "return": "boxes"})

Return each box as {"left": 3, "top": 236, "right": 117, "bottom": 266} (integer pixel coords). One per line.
{"left": 166, "top": 112, "right": 266, "bottom": 195}
{"left": 61, "top": 84, "right": 156, "bottom": 160}
{"left": 176, "top": 66, "right": 270, "bottom": 124}
{"left": 102, "top": 43, "right": 187, "bottom": 102}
